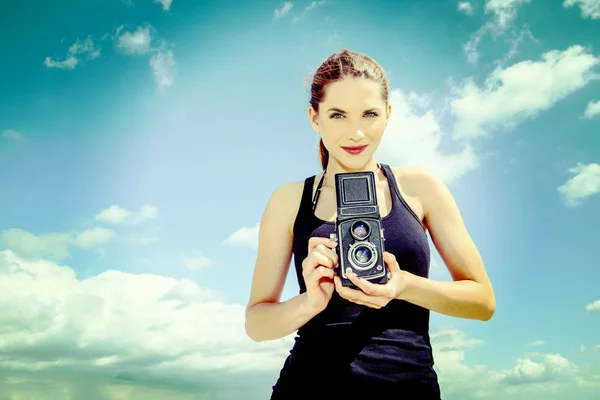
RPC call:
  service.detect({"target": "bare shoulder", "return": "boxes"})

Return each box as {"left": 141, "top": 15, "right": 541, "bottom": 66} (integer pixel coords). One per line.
{"left": 265, "top": 179, "right": 305, "bottom": 235}
{"left": 390, "top": 166, "right": 450, "bottom": 219}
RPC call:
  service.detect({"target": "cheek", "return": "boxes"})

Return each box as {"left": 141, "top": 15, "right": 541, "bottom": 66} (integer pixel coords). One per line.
{"left": 321, "top": 120, "right": 347, "bottom": 136}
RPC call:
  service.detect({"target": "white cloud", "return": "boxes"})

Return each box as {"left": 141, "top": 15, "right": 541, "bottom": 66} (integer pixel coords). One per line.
{"left": 485, "top": 0, "right": 531, "bottom": 31}
{"left": 95, "top": 205, "right": 157, "bottom": 225}
{"left": 150, "top": 47, "right": 176, "bottom": 90}
{"left": 585, "top": 299, "right": 600, "bottom": 313}
{"left": 3, "top": 129, "right": 22, "bottom": 140}
{"left": 463, "top": 0, "right": 531, "bottom": 64}
{"left": 73, "top": 228, "right": 116, "bottom": 249}
{"left": 529, "top": 340, "right": 548, "bottom": 346}
{"left": 154, "top": 0, "right": 172, "bottom": 11}
{"left": 223, "top": 224, "right": 260, "bottom": 248}
{"left": 116, "top": 26, "right": 153, "bottom": 55}
{"left": 583, "top": 99, "right": 600, "bottom": 119}
{"left": 557, "top": 163, "right": 600, "bottom": 207}
{"left": 458, "top": 1, "right": 474, "bottom": 15}
{"left": 44, "top": 36, "right": 101, "bottom": 70}
{"left": 0, "top": 250, "right": 293, "bottom": 397}
{"left": 0, "top": 250, "right": 597, "bottom": 399}
{"left": 451, "top": 45, "right": 600, "bottom": 139}
{"left": 564, "top": 0, "right": 600, "bottom": 19}
{"left": 111, "top": 25, "right": 177, "bottom": 90}
{"left": 490, "top": 353, "right": 577, "bottom": 385}
{"left": 0, "top": 228, "right": 115, "bottom": 262}
{"left": 180, "top": 253, "right": 213, "bottom": 271}
{"left": 376, "top": 89, "right": 479, "bottom": 183}
{"left": 291, "top": 0, "right": 328, "bottom": 22}
{"left": 273, "top": 2, "right": 294, "bottom": 19}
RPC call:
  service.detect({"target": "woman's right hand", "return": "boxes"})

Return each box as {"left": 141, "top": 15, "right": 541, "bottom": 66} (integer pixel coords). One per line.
{"left": 301, "top": 236, "right": 339, "bottom": 314}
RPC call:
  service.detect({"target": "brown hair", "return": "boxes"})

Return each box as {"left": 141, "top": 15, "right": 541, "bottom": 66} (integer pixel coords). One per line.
{"left": 305, "top": 49, "right": 390, "bottom": 170}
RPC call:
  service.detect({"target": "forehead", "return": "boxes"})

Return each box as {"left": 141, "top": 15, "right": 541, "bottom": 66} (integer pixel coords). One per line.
{"left": 321, "top": 77, "right": 384, "bottom": 108}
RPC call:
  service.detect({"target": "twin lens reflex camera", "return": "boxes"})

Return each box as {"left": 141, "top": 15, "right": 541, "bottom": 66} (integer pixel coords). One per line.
{"left": 330, "top": 171, "right": 390, "bottom": 289}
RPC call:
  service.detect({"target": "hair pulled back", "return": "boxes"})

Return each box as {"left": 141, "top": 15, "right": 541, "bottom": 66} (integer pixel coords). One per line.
{"left": 305, "top": 49, "right": 390, "bottom": 170}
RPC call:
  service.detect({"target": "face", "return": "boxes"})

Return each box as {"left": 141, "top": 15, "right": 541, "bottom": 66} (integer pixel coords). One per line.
{"left": 308, "top": 76, "right": 392, "bottom": 170}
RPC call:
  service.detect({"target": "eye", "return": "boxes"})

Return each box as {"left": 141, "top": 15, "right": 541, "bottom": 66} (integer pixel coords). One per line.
{"left": 330, "top": 113, "right": 343, "bottom": 119}
{"left": 365, "top": 112, "right": 378, "bottom": 117}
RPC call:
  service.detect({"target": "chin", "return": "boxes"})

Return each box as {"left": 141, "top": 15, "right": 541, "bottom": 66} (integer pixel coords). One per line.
{"left": 336, "top": 154, "right": 372, "bottom": 171}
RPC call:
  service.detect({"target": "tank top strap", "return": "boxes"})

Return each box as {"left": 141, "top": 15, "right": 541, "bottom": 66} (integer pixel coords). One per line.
{"left": 380, "top": 164, "right": 426, "bottom": 231}
{"left": 293, "top": 175, "right": 317, "bottom": 236}
{"left": 379, "top": 164, "right": 402, "bottom": 207}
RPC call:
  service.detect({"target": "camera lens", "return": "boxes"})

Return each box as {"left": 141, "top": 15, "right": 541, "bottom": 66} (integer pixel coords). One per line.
{"left": 351, "top": 221, "right": 370, "bottom": 240}
{"left": 349, "top": 242, "right": 377, "bottom": 270}
{"left": 354, "top": 246, "right": 372, "bottom": 264}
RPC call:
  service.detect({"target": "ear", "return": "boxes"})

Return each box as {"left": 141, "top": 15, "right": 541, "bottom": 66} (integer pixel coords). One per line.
{"left": 386, "top": 103, "right": 392, "bottom": 121}
{"left": 307, "top": 106, "right": 320, "bottom": 135}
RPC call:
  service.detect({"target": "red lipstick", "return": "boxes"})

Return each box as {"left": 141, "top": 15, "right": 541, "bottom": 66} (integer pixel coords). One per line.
{"left": 341, "top": 145, "right": 367, "bottom": 155}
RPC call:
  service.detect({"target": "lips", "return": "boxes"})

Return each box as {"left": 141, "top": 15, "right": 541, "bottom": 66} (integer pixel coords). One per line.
{"left": 341, "top": 145, "right": 368, "bottom": 155}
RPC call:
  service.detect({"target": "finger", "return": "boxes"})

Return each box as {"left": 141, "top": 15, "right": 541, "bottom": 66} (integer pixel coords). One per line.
{"left": 310, "top": 251, "right": 335, "bottom": 269}
{"left": 315, "top": 244, "right": 339, "bottom": 267}
{"left": 307, "top": 266, "right": 335, "bottom": 287}
{"left": 348, "top": 272, "right": 397, "bottom": 299}
{"left": 302, "top": 251, "right": 334, "bottom": 273}
{"left": 383, "top": 252, "right": 401, "bottom": 271}
{"left": 347, "top": 273, "right": 380, "bottom": 296}
{"left": 308, "top": 236, "right": 338, "bottom": 253}
{"left": 334, "top": 278, "right": 383, "bottom": 309}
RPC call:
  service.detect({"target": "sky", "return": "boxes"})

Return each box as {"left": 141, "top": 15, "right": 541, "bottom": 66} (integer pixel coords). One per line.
{"left": 0, "top": 0, "right": 599, "bottom": 399}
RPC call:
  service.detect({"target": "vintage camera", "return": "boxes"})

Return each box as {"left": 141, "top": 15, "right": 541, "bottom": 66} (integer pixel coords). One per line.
{"left": 331, "top": 171, "right": 389, "bottom": 289}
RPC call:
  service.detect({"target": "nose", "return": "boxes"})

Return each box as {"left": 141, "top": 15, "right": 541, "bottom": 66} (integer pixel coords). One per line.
{"left": 348, "top": 128, "right": 366, "bottom": 142}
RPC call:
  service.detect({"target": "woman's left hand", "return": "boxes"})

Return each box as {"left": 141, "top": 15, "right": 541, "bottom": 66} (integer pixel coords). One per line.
{"left": 334, "top": 251, "right": 407, "bottom": 309}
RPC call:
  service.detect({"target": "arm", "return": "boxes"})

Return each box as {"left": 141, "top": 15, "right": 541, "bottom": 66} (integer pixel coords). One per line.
{"left": 396, "top": 168, "right": 496, "bottom": 321}
{"left": 245, "top": 182, "right": 319, "bottom": 342}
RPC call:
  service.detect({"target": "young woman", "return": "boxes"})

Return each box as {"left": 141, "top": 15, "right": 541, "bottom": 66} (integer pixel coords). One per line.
{"left": 245, "top": 49, "right": 496, "bottom": 400}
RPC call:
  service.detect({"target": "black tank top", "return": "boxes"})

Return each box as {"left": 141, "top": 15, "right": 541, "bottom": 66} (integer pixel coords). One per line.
{"left": 270, "top": 164, "right": 441, "bottom": 400}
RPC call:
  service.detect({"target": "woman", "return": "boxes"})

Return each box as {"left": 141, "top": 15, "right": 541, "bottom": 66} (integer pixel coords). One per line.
{"left": 245, "top": 49, "right": 496, "bottom": 400}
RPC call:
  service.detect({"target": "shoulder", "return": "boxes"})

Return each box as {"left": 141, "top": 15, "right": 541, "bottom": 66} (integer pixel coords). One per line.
{"left": 389, "top": 165, "right": 451, "bottom": 217}
{"left": 263, "top": 179, "right": 308, "bottom": 235}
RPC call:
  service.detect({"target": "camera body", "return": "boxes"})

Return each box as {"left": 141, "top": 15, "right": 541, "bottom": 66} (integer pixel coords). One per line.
{"left": 332, "top": 170, "right": 389, "bottom": 289}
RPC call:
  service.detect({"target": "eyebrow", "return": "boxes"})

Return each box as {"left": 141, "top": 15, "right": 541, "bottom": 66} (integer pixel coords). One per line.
{"left": 327, "top": 107, "right": 380, "bottom": 113}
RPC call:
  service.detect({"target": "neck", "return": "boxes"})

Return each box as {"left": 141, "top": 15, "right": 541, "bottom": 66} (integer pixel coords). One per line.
{"left": 322, "top": 157, "right": 382, "bottom": 188}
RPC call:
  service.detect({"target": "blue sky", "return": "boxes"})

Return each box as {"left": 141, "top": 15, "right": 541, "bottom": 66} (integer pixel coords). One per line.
{"left": 1, "top": 0, "right": 599, "bottom": 399}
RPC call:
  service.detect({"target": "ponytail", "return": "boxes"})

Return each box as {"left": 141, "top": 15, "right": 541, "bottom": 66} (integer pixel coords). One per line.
{"left": 319, "top": 138, "right": 329, "bottom": 170}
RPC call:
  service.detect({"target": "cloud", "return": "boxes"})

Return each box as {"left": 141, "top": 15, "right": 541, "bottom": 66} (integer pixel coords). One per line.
{"left": 463, "top": 0, "right": 531, "bottom": 64}
{"left": 583, "top": 99, "right": 600, "bottom": 119}
{"left": 458, "top": 1, "right": 474, "bottom": 15}
{"left": 154, "top": 0, "right": 172, "bottom": 11}
{"left": 451, "top": 45, "right": 600, "bottom": 140}
{"left": 150, "top": 46, "right": 176, "bottom": 90}
{"left": 44, "top": 36, "right": 101, "bottom": 70}
{"left": 291, "top": 0, "right": 328, "bottom": 22}
{"left": 0, "top": 250, "right": 598, "bottom": 399}
{"left": 376, "top": 89, "right": 479, "bottom": 183}
{"left": 557, "top": 163, "right": 600, "bottom": 207}
{"left": 485, "top": 0, "right": 531, "bottom": 31}
{"left": 180, "top": 252, "right": 213, "bottom": 271}
{"left": 111, "top": 25, "right": 177, "bottom": 89}
{"left": 3, "top": 129, "right": 22, "bottom": 140}
{"left": 585, "top": 299, "right": 600, "bottom": 313}
{"left": 564, "top": 0, "right": 600, "bottom": 20}
{"left": 0, "top": 250, "right": 293, "bottom": 398}
{"left": 0, "top": 228, "right": 115, "bottom": 262}
{"left": 529, "top": 340, "right": 548, "bottom": 347}
{"left": 116, "top": 26, "right": 153, "bottom": 55}
{"left": 95, "top": 205, "right": 157, "bottom": 225}
{"left": 273, "top": 2, "right": 294, "bottom": 19}
{"left": 430, "top": 327, "right": 597, "bottom": 399}
{"left": 223, "top": 224, "right": 260, "bottom": 248}
{"left": 490, "top": 353, "right": 577, "bottom": 386}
